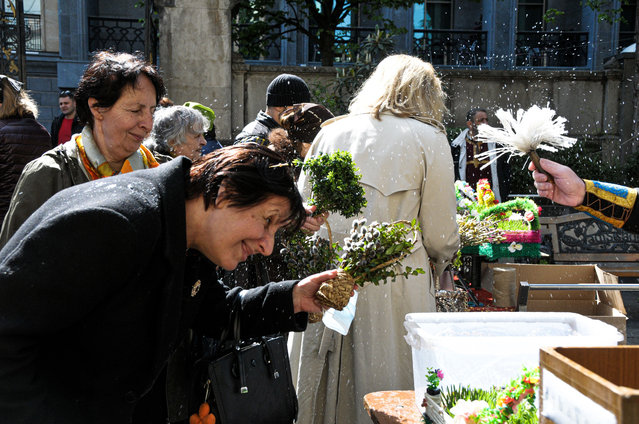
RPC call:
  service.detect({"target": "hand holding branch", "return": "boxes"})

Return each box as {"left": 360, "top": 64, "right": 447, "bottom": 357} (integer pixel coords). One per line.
{"left": 528, "top": 158, "right": 585, "bottom": 207}
{"left": 301, "top": 205, "right": 328, "bottom": 233}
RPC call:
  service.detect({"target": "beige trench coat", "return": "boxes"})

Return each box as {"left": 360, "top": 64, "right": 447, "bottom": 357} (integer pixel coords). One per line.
{"left": 290, "top": 113, "right": 460, "bottom": 424}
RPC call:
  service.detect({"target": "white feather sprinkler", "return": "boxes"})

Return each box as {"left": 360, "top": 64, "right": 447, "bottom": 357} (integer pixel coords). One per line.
{"left": 475, "top": 105, "right": 577, "bottom": 180}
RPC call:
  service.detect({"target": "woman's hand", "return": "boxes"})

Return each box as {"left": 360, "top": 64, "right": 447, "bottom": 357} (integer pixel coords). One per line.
{"left": 292, "top": 269, "right": 338, "bottom": 313}
{"left": 528, "top": 158, "right": 585, "bottom": 207}
{"left": 301, "top": 205, "right": 328, "bottom": 233}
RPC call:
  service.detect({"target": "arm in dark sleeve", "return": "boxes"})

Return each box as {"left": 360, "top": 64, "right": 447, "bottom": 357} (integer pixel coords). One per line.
{"left": 0, "top": 210, "right": 141, "bottom": 422}
{"left": 195, "top": 280, "right": 307, "bottom": 339}
{"left": 0, "top": 155, "right": 77, "bottom": 248}
{"left": 50, "top": 117, "right": 59, "bottom": 147}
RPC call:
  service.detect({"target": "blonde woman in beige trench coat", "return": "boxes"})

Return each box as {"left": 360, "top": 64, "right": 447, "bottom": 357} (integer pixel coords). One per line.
{"left": 289, "top": 55, "right": 460, "bottom": 424}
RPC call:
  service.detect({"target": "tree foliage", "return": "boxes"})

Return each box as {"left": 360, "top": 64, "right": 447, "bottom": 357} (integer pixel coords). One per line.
{"left": 311, "top": 28, "right": 396, "bottom": 114}
{"left": 232, "top": 0, "right": 421, "bottom": 66}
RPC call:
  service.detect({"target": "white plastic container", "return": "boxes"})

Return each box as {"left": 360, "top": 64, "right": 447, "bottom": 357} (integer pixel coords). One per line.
{"left": 404, "top": 312, "right": 622, "bottom": 410}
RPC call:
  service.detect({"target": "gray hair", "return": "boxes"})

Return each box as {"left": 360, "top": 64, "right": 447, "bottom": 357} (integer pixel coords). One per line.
{"left": 145, "top": 105, "right": 209, "bottom": 155}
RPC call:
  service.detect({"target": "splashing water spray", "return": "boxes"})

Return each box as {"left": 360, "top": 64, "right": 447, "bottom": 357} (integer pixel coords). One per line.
{"left": 475, "top": 105, "right": 577, "bottom": 182}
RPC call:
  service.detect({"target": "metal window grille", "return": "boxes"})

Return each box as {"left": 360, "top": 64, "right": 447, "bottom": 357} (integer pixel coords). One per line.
{"left": 307, "top": 26, "right": 377, "bottom": 64}
{"left": 515, "top": 31, "right": 588, "bottom": 68}
{"left": 88, "top": 17, "right": 146, "bottom": 54}
{"left": 24, "top": 14, "right": 41, "bottom": 51}
{"left": 413, "top": 29, "right": 488, "bottom": 67}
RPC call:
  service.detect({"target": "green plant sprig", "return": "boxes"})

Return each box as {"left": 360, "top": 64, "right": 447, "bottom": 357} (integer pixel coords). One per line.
{"left": 340, "top": 219, "right": 425, "bottom": 286}
{"left": 425, "top": 367, "right": 444, "bottom": 391}
{"left": 441, "top": 384, "right": 498, "bottom": 414}
{"left": 298, "top": 151, "right": 367, "bottom": 218}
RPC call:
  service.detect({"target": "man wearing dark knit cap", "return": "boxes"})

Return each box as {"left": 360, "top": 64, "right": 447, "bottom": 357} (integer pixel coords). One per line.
{"left": 235, "top": 73, "right": 310, "bottom": 145}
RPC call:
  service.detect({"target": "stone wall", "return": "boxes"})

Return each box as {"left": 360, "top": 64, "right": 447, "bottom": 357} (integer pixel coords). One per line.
{"left": 230, "top": 63, "right": 337, "bottom": 143}
{"left": 230, "top": 63, "right": 625, "bottom": 160}
{"left": 157, "top": 0, "right": 233, "bottom": 143}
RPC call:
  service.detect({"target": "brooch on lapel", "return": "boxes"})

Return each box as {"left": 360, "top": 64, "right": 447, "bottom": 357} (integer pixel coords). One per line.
{"left": 191, "top": 280, "right": 202, "bottom": 297}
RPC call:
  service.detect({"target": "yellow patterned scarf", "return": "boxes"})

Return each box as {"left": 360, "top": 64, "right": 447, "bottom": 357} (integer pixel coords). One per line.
{"left": 75, "top": 130, "right": 158, "bottom": 180}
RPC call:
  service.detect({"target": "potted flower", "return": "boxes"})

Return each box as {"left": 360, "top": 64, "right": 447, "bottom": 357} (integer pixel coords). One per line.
{"left": 426, "top": 367, "right": 444, "bottom": 396}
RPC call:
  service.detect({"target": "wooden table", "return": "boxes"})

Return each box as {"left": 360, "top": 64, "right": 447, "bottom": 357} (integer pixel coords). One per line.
{"left": 363, "top": 390, "right": 423, "bottom": 424}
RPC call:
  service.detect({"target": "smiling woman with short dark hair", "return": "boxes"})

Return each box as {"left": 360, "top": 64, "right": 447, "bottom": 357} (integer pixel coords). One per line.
{"left": 0, "top": 143, "right": 337, "bottom": 423}
{"left": 0, "top": 51, "right": 166, "bottom": 248}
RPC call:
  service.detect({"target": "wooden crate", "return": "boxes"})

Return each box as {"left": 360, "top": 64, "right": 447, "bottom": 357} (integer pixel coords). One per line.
{"left": 540, "top": 346, "right": 639, "bottom": 424}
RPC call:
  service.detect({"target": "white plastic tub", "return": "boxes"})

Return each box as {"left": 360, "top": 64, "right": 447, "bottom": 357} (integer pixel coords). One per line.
{"left": 404, "top": 312, "right": 622, "bottom": 410}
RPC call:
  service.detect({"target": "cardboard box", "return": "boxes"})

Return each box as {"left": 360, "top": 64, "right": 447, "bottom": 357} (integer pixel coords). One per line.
{"left": 540, "top": 346, "right": 639, "bottom": 424}
{"left": 487, "top": 263, "right": 627, "bottom": 342}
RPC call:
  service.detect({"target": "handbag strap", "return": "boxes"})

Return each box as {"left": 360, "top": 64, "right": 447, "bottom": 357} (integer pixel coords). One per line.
{"left": 262, "top": 337, "right": 280, "bottom": 380}
{"left": 219, "top": 291, "right": 245, "bottom": 343}
{"left": 219, "top": 291, "right": 250, "bottom": 393}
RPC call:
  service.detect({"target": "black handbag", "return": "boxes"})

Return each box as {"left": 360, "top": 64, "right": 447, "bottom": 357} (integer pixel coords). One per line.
{"left": 205, "top": 299, "right": 298, "bottom": 424}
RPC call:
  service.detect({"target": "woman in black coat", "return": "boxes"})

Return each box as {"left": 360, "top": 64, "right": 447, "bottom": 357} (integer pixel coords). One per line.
{"left": 0, "top": 143, "right": 337, "bottom": 424}
{"left": 0, "top": 75, "right": 50, "bottom": 224}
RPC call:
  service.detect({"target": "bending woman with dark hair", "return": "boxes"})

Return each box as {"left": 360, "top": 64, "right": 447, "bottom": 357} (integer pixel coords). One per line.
{"left": 0, "top": 143, "right": 339, "bottom": 423}
{"left": 0, "top": 50, "right": 165, "bottom": 247}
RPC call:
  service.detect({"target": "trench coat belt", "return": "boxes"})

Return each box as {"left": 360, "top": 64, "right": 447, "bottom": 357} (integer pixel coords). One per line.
{"left": 318, "top": 326, "right": 337, "bottom": 358}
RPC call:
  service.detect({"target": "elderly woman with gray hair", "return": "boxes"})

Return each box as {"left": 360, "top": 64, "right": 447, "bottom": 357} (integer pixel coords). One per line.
{"left": 145, "top": 105, "right": 209, "bottom": 161}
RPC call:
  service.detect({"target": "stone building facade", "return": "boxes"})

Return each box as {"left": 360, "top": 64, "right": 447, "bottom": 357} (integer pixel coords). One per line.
{"left": 8, "top": 0, "right": 637, "bottom": 159}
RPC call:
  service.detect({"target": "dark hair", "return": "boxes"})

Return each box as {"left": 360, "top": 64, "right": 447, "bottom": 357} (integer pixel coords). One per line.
{"left": 75, "top": 51, "right": 165, "bottom": 127}
{"left": 280, "top": 103, "right": 334, "bottom": 144}
{"left": 59, "top": 90, "right": 74, "bottom": 99}
{"left": 466, "top": 107, "right": 487, "bottom": 122}
{"left": 186, "top": 144, "right": 306, "bottom": 233}
{"left": 268, "top": 128, "right": 301, "bottom": 164}
{"left": 158, "top": 96, "right": 174, "bottom": 107}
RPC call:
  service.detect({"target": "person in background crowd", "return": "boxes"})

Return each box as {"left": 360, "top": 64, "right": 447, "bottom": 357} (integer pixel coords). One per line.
{"left": 223, "top": 103, "right": 334, "bottom": 290}
{"left": 0, "top": 143, "right": 340, "bottom": 424}
{"left": 50, "top": 89, "right": 83, "bottom": 146}
{"left": 0, "top": 50, "right": 164, "bottom": 248}
{"left": 184, "top": 101, "right": 223, "bottom": 153}
{"left": 268, "top": 102, "right": 335, "bottom": 163}
{"left": 145, "top": 105, "right": 208, "bottom": 162}
{"left": 234, "top": 73, "right": 310, "bottom": 145}
{"left": 451, "top": 107, "right": 510, "bottom": 201}
{"left": 530, "top": 158, "right": 639, "bottom": 234}
{"left": 292, "top": 54, "right": 460, "bottom": 424}
{"left": 0, "top": 75, "right": 50, "bottom": 225}
{"left": 158, "top": 96, "right": 174, "bottom": 108}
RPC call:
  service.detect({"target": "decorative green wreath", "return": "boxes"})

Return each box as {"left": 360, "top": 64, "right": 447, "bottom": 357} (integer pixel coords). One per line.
{"left": 478, "top": 198, "right": 540, "bottom": 231}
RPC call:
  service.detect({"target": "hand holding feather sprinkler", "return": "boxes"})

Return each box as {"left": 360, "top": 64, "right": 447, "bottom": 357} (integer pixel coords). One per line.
{"left": 475, "top": 105, "right": 577, "bottom": 183}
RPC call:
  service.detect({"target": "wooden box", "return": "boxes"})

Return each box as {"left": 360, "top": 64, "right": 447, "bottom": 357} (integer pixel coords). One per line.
{"left": 540, "top": 346, "right": 639, "bottom": 424}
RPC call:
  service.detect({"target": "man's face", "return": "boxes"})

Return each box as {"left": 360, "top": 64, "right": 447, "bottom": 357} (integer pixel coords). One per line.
{"left": 266, "top": 106, "right": 287, "bottom": 125}
{"left": 59, "top": 96, "right": 75, "bottom": 116}
{"left": 467, "top": 111, "right": 488, "bottom": 136}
